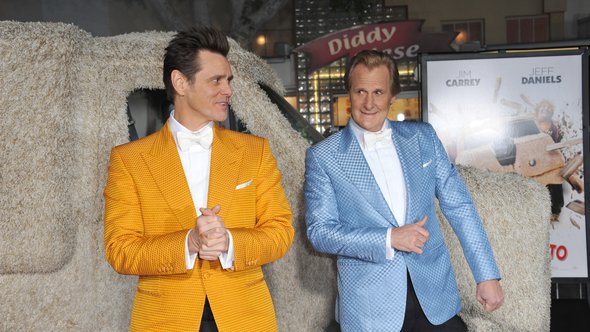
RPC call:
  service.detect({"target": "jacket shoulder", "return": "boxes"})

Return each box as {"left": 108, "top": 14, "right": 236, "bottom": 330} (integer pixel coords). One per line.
{"left": 391, "top": 120, "right": 436, "bottom": 138}
{"left": 391, "top": 120, "right": 433, "bottom": 130}
{"left": 110, "top": 130, "right": 159, "bottom": 157}
{"left": 309, "top": 130, "right": 342, "bottom": 154}
{"left": 218, "top": 127, "right": 266, "bottom": 150}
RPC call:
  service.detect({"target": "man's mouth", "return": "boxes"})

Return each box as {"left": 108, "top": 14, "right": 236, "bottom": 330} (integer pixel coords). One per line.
{"left": 360, "top": 110, "right": 378, "bottom": 115}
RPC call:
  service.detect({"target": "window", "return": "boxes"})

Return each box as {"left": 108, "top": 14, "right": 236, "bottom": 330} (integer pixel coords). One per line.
{"left": 441, "top": 19, "right": 484, "bottom": 45}
{"left": 506, "top": 15, "right": 549, "bottom": 43}
{"left": 578, "top": 15, "right": 590, "bottom": 39}
{"left": 125, "top": 85, "right": 324, "bottom": 144}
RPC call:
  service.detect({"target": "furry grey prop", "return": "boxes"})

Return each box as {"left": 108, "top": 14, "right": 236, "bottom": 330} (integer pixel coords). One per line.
{"left": 0, "top": 22, "right": 87, "bottom": 273}
{"left": 447, "top": 166, "right": 551, "bottom": 332}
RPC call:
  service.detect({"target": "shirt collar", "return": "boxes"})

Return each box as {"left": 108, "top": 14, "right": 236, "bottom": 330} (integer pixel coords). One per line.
{"left": 349, "top": 118, "right": 390, "bottom": 147}
{"left": 169, "top": 109, "right": 214, "bottom": 147}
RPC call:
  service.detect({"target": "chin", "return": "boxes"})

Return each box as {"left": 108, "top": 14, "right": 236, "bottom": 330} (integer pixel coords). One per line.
{"left": 215, "top": 110, "right": 228, "bottom": 122}
{"left": 360, "top": 121, "right": 383, "bottom": 132}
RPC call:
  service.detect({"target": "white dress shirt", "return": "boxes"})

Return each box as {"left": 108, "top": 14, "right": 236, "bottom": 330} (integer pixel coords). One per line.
{"left": 349, "top": 119, "right": 407, "bottom": 260}
{"left": 168, "top": 111, "right": 234, "bottom": 270}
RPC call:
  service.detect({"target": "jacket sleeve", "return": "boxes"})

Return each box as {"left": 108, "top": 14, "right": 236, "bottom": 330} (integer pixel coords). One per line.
{"left": 230, "top": 139, "right": 294, "bottom": 271}
{"left": 429, "top": 124, "right": 501, "bottom": 283}
{"left": 304, "top": 147, "right": 389, "bottom": 264}
{"left": 103, "top": 147, "right": 188, "bottom": 276}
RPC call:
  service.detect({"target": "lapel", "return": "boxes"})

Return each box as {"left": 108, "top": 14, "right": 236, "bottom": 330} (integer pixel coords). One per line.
{"left": 336, "top": 122, "right": 396, "bottom": 227}
{"left": 141, "top": 121, "right": 196, "bottom": 230}
{"left": 390, "top": 121, "right": 422, "bottom": 225}
{"left": 207, "top": 125, "right": 244, "bottom": 220}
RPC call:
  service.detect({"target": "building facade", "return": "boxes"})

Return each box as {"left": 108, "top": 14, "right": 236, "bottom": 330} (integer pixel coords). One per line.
{"left": 257, "top": 0, "right": 590, "bottom": 133}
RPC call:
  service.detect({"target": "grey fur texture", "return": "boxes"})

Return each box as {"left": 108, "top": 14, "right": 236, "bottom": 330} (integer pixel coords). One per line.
{"left": 0, "top": 22, "right": 550, "bottom": 331}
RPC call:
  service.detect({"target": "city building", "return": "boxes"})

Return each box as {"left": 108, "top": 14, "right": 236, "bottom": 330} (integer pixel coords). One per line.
{"left": 256, "top": 0, "right": 590, "bottom": 133}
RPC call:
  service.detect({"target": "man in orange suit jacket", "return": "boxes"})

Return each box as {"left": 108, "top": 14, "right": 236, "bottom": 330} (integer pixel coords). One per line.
{"left": 103, "top": 26, "right": 294, "bottom": 332}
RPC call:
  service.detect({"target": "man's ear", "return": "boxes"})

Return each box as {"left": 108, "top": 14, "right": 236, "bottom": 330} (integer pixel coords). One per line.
{"left": 389, "top": 95, "right": 397, "bottom": 105}
{"left": 171, "top": 69, "right": 188, "bottom": 97}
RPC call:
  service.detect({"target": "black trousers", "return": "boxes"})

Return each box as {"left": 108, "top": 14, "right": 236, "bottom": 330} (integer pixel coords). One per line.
{"left": 400, "top": 274, "right": 467, "bottom": 332}
{"left": 199, "top": 298, "right": 219, "bottom": 332}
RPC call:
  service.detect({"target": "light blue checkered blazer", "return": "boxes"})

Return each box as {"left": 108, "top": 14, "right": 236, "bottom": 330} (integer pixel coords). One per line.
{"left": 304, "top": 120, "right": 500, "bottom": 332}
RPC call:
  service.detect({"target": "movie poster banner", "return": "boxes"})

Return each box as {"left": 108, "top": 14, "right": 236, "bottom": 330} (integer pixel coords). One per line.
{"left": 421, "top": 51, "right": 588, "bottom": 279}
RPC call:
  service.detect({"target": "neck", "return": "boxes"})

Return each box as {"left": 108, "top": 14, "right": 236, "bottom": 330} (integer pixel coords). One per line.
{"left": 173, "top": 107, "right": 210, "bottom": 131}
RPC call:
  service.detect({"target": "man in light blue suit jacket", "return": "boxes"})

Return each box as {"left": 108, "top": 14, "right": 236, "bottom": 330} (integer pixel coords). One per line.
{"left": 304, "top": 50, "right": 504, "bottom": 332}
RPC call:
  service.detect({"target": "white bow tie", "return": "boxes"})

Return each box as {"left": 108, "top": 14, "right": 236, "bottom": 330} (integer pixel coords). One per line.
{"left": 363, "top": 128, "right": 392, "bottom": 150}
{"left": 176, "top": 127, "right": 213, "bottom": 151}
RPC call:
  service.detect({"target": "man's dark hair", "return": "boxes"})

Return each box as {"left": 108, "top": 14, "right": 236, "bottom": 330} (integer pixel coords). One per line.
{"left": 163, "top": 26, "right": 230, "bottom": 102}
{"left": 345, "top": 50, "right": 401, "bottom": 96}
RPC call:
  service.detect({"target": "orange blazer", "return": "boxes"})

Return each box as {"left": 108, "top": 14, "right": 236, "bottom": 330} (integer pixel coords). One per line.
{"left": 104, "top": 122, "right": 294, "bottom": 331}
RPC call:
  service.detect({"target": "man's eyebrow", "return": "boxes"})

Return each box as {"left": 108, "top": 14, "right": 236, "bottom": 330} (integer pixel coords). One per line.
{"left": 209, "top": 74, "right": 228, "bottom": 81}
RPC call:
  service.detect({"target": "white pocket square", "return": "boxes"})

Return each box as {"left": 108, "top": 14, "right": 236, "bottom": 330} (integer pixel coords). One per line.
{"left": 422, "top": 160, "right": 432, "bottom": 168}
{"left": 235, "top": 180, "right": 253, "bottom": 190}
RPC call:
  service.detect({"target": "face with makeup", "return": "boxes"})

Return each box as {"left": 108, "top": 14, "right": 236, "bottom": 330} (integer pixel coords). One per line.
{"left": 172, "top": 50, "right": 233, "bottom": 131}
{"left": 348, "top": 64, "right": 396, "bottom": 132}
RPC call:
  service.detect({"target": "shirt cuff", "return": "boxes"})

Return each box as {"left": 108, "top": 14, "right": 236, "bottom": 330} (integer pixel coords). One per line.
{"left": 219, "top": 230, "right": 234, "bottom": 270}
{"left": 185, "top": 229, "right": 198, "bottom": 269}
{"left": 386, "top": 227, "right": 395, "bottom": 260}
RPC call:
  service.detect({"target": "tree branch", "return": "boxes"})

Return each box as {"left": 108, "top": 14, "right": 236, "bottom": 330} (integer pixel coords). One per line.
{"left": 230, "top": 0, "right": 289, "bottom": 48}
{"left": 229, "top": 0, "right": 246, "bottom": 34}
{"left": 249, "top": 0, "right": 289, "bottom": 27}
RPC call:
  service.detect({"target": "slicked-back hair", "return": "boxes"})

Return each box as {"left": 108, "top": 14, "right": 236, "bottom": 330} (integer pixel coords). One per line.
{"left": 163, "top": 26, "right": 230, "bottom": 102}
{"left": 345, "top": 50, "right": 401, "bottom": 96}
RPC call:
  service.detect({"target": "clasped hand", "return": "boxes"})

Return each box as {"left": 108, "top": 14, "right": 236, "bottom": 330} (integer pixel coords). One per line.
{"left": 189, "top": 205, "right": 229, "bottom": 260}
{"left": 390, "top": 216, "right": 429, "bottom": 254}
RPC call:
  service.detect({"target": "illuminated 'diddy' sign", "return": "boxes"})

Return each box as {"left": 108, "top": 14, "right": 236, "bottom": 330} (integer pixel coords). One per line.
{"left": 295, "top": 20, "right": 457, "bottom": 72}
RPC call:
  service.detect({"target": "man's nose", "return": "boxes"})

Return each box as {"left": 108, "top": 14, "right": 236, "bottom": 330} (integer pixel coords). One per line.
{"left": 363, "top": 94, "right": 374, "bottom": 109}
{"left": 221, "top": 82, "right": 232, "bottom": 97}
